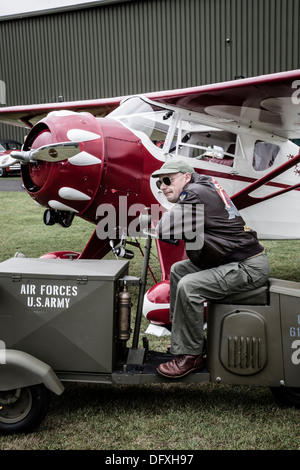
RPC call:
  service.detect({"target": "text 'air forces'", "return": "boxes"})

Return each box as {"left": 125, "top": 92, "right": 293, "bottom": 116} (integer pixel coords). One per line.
{"left": 20, "top": 283, "right": 78, "bottom": 309}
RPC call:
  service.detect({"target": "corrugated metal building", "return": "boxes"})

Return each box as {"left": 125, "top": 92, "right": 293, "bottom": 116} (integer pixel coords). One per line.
{"left": 0, "top": 0, "right": 299, "bottom": 141}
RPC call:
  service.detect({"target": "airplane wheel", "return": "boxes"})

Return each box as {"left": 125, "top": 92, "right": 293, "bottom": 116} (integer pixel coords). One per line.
{"left": 270, "top": 386, "right": 300, "bottom": 408}
{"left": 0, "top": 384, "right": 49, "bottom": 434}
{"left": 0, "top": 168, "right": 7, "bottom": 177}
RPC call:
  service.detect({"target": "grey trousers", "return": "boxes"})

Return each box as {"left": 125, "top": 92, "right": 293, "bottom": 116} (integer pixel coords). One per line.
{"left": 169, "top": 254, "right": 270, "bottom": 356}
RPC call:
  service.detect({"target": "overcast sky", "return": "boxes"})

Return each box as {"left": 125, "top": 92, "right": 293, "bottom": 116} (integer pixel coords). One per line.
{"left": 0, "top": 0, "right": 100, "bottom": 17}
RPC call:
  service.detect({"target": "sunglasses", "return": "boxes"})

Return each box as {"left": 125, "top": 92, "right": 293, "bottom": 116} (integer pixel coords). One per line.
{"left": 156, "top": 174, "right": 183, "bottom": 189}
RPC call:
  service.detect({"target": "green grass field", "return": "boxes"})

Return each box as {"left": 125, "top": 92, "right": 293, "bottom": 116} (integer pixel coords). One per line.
{"left": 0, "top": 190, "right": 299, "bottom": 450}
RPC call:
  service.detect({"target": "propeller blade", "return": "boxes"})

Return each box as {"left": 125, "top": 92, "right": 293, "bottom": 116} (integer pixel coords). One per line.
{"left": 0, "top": 154, "right": 19, "bottom": 168}
{"left": 31, "top": 142, "right": 84, "bottom": 162}
{"left": 9, "top": 142, "right": 84, "bottom": 164}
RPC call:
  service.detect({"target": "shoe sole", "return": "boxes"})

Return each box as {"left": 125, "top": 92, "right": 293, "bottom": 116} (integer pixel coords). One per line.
{"left": 156, "top": 363, "right": 204, "bottom": 379}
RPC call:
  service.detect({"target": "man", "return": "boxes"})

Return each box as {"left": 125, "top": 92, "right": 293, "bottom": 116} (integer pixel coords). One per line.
{"left": 151, "top": 159, "right": 270, "bottom": 378}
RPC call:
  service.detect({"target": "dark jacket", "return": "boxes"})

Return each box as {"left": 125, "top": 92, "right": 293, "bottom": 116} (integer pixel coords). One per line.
{"left": 157, "top": 173, "right": 264, "bottom": 269}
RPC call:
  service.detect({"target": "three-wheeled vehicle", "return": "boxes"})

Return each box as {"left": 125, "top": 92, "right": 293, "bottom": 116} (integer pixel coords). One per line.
{"left": 0, "top": 225, "right": 300, "bottom": 434}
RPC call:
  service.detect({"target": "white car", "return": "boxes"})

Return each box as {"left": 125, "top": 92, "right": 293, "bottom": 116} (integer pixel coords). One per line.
{"left": 0, "top": 139, "right": 22, "bottom": 177}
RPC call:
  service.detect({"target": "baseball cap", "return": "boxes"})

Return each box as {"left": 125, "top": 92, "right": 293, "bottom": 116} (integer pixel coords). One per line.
{"left": 151, "top": 159, "right": 194, "bottom": 177}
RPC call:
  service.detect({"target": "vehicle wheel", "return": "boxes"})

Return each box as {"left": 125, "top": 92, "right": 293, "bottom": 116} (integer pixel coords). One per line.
{"left": 0, "top": 384, "right": 49, "bottom": 434}
{"left": 270, "top": 386, "right": 300, "bottom": 408}
{"left": 0, "top": 168, "right": 7, "bottom": 177}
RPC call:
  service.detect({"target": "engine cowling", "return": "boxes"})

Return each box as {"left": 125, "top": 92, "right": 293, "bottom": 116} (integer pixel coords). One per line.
{"left": 21, "top": 110, "right": 104, "bottom": 219}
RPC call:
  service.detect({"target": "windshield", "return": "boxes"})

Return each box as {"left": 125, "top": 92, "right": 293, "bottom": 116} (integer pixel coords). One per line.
{"left": 0, "top": 141, "right": 21, "bottom": 152}
{"left": 109, "top": 96, "right": 173, "bottom": 148}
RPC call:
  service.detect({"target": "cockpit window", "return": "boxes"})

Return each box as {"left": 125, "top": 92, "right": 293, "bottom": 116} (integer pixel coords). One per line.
{"left": 172, "top": 122, "right": 236, "bottom": 166}
{"left": 109, "top": 96, "right": 236, "bottom": 166}
{"left": 109, "top": 96, "right": 171, "bottom": 146}
{"left": 252, "top": 141, "right": 280, "bottom": 171}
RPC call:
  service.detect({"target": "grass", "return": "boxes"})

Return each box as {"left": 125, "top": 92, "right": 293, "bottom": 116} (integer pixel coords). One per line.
{"left": 0, "top": 190, "right": 300, "bottom": 451}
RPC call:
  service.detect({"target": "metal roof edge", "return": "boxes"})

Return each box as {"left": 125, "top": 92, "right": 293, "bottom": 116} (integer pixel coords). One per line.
{"left": 0, "top": 0, "right": 133, "bottom": 22}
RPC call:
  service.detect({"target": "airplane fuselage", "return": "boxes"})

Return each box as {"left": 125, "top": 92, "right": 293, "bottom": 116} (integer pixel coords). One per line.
{"left": 19, "top": 95, "right": 300, "bottom": 244}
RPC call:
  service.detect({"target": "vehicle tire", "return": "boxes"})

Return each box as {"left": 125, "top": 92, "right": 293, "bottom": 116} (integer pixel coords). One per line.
{"left": 0, "top": 167, "right": 7, "bottom": 177}
{"left": 270, "top": 386, "right": 300, "bottom": 408}
{"left": 0, "top": 384, "right": 49, "bottom": 434}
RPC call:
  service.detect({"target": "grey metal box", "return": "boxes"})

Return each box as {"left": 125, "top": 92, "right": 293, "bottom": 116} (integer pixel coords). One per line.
{"left": 0, "top": 258, "right": 129, "bottom": 374}
{"left": 270, "top": 278, "right": 300, "bottom": 387}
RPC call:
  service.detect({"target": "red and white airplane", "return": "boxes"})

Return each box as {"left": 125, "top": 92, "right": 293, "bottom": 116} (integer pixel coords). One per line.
{"left": 1, "top": 69, "right": 300, "bottom": 325}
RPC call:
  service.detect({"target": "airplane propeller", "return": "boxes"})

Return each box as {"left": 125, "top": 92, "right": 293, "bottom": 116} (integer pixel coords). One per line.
{"left": 0, "top": 154, "right": 19, "bottom": 169}
{"left": 0, "top": 141, "right": 84, "bottom": 167}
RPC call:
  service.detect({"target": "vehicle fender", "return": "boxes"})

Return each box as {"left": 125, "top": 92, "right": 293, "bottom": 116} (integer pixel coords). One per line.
{"left": 0, "top": 349, "right": 64, "bottom": 395}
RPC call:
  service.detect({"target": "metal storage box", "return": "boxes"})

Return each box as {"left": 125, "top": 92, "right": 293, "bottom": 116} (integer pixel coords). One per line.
{"left": 0, "top": 257, "right": 129, "bottom": 374}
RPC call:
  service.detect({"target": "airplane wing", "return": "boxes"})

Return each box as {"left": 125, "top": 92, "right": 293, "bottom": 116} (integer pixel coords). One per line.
{"left": 1, "top": 69, "right": 300, "bottom": 139}
{"left": 0, "top": 96, "right": 123, "bottom": 128}
{"left": 147, "top": 69, "right": 300, "bottom": 140}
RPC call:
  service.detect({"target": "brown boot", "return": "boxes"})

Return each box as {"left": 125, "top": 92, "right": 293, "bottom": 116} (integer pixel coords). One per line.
{"left": 157, "top": 354, "right": 204, "bottom": 378}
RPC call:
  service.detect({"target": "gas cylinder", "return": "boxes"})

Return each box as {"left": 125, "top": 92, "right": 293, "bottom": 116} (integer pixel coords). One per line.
{"left": 117, "top": 281, "right": 131, "bottom": 342}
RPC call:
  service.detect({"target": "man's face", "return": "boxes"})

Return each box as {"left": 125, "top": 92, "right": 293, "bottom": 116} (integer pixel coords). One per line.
{"left": 158, "top": 172, "right": 191, "bottom": 203}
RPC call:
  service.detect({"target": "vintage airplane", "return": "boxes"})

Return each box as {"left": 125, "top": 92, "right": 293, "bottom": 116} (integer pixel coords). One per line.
{"left": 1, "top": 69, "right": 300, "bottom": 326}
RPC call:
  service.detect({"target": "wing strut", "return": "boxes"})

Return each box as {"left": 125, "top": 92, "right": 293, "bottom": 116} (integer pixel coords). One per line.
{"left": 232, "top": 152, "right": 300, "bottom": 210}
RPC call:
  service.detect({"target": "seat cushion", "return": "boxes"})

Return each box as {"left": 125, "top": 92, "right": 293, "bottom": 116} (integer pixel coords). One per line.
{"left": 210, "top": 284, "right": 269, "bottom": 305}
